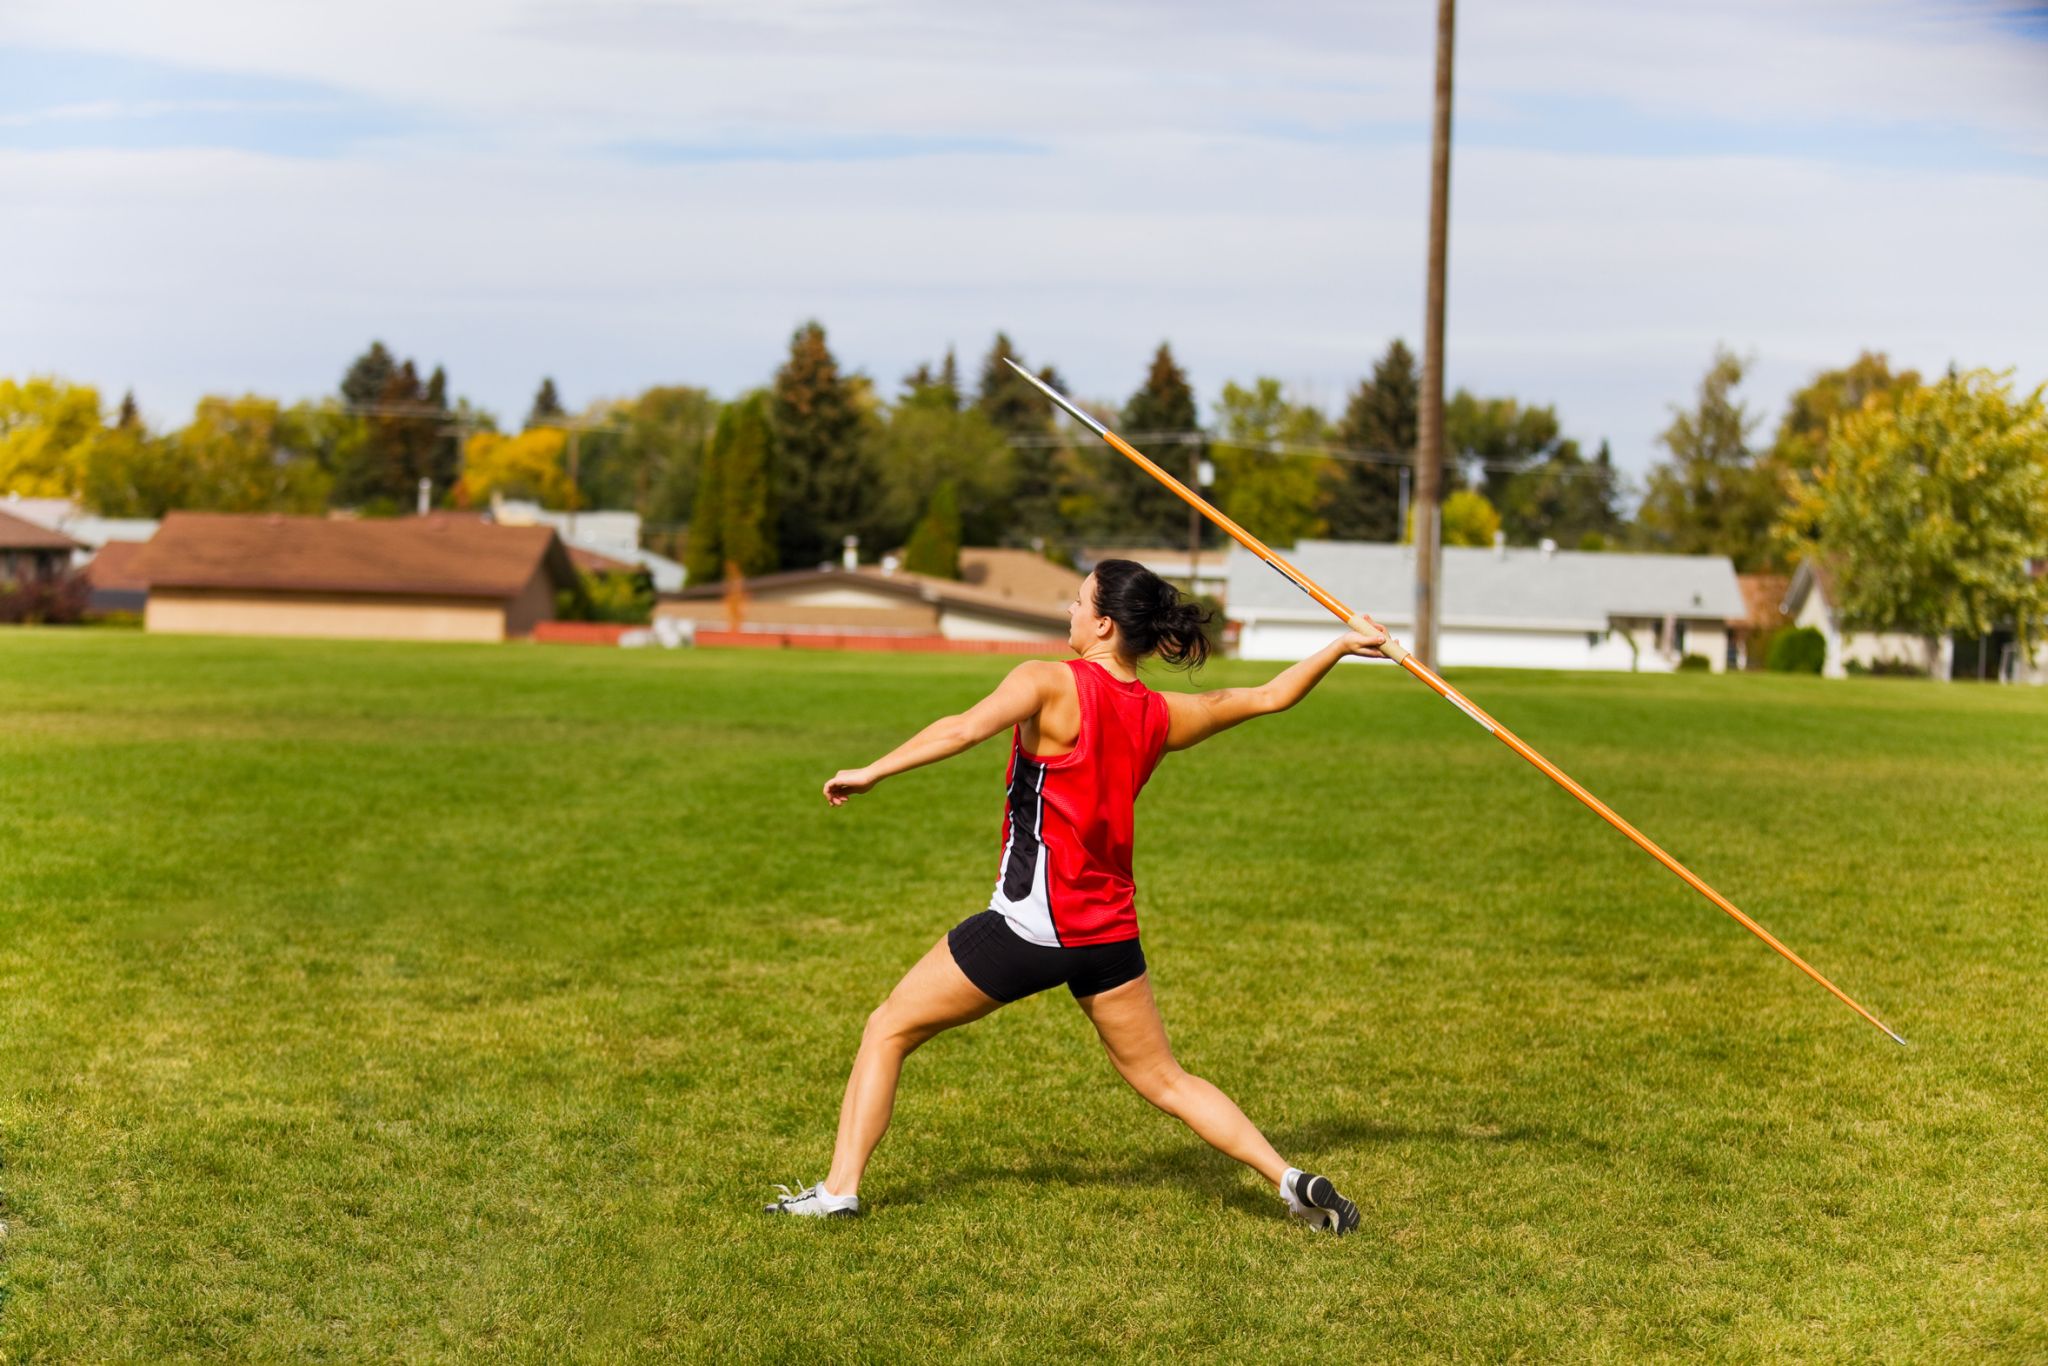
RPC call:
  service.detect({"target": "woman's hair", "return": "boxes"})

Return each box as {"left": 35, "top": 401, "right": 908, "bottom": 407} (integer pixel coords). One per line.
{"left": 1090, "top": 559, "right": 1213, "bottom": 669}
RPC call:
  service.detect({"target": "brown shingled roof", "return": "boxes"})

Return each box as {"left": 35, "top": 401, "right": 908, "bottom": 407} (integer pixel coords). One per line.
{"left": 131, "top": 512, "right": 577, "bottom": 600}
{"left": 665, "top": 564, "right": 1068, "bottom": 632}
{"left": 83, "top": 540, "right": 151, "bottom": 593}
{"left": 0, "top": 507, "right": 85, "bottom": 552}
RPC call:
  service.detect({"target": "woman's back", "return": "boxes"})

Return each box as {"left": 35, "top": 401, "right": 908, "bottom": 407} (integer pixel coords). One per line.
{"left": 990, "top": 659, "right": 1170, "bottom": 948}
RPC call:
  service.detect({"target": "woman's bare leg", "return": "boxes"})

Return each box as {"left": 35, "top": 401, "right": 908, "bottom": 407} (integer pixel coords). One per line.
{"left": 1074, "top": 973, "right": 1287, "bottom": 1185}
{"left": 823, "top": 936, "right": 1000, "bottom": 1196}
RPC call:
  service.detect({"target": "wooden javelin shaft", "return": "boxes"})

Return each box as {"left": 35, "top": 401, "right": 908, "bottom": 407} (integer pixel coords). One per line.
{"left": 1005, "top": 360, "right": 1903, "bottom": 1045}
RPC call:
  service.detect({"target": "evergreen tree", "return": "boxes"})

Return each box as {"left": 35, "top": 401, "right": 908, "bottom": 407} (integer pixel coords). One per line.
{"left": 1101, "top": 343, "right": 1202, "bottom": 544}
{"left": 684, "top": 410, "right": 729, "bottom": 586}
{"left": 974, "top": 333, "right": 1073, "bottom": 545}
{"left": 341, "top": 342, "right": 396, "bottom": 409}
{"left": 773, "top": 320, "right": 874, "bottom": 568}
{"left": 528, "top": 377, "right": 565, "bottom": 428}
{"left": 903, "top": 481, "right": 963, "bottom": 578}
{"left": 684, "top": 394, "right": 779, "bottom": 584}
{"left": 902, "top": 346, "right": 963, "bottom": 412}
{"left": 721, "top": 394, "right": 778, "bottom": 576}
{"left": 116, "top": 390, "right": 140, "bottom": 429}
{"left": 1328, "top": 340, "right": 1418, "bottom": 541}
{"left": 976, "top": 332, "right": 1054, "bottom": 436}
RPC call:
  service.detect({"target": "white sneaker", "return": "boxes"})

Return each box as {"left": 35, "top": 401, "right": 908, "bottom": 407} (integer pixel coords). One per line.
{"left": 1282, "top": 1169, "right": 1360, "bottom": 1235}
{"left": 763, "top": 1182, "right": 862, "bottom": 1219}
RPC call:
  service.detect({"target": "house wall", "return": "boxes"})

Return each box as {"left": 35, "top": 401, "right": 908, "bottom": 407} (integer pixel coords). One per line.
{"left": 1236, "top": 617, "right": 1729, "bottom": 671}
{"left": 1790, "top": 591, "right": 1939, "bottom": 678}
{"left": 146, "top": 588, "right": 509, "bottom": 642}
{"left": 503, "top": 569, "right": 558, "bottom": 638}
{"left": 655, "top": 599, "right": 938, "bottom": 632}
{"left": 935, "top": 606, "right": 1065, "bottom": 643}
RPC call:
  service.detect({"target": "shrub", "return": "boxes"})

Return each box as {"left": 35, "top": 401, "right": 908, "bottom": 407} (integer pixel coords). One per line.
{"left": 1767, "top": 626, "right": 1826, "bottom": 674}
{"left": 555, "top": 570, "right": 654, "bottom": 625}
{"left": 1676, "top": 653, "right": 1712, "bottom": 672}
{"left": 1868, "top": 657, "right": 1926, "bottom": 678}
{"left": 0, "top": 572, "right": 89, "bottom": 625}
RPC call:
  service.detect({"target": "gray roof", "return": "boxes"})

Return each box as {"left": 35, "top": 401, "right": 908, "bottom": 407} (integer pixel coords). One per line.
{"left": 1226, "top": 540, "right": 1744, "bottom": 629}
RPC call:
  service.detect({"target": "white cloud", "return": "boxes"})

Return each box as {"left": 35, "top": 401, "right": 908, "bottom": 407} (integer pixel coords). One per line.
{"left": 3, "top": 0, "right": 2044, "bottom": 479}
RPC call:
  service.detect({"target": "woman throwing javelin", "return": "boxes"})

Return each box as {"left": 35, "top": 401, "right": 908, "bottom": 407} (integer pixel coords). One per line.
{"left": 768, "top": 559, "right": 1387, "bottom": 1231}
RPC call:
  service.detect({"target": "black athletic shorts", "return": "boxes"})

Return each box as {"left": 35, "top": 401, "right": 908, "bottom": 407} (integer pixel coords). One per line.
{"left": 947, "top": 909, "right": 1147, "bottom": 1003}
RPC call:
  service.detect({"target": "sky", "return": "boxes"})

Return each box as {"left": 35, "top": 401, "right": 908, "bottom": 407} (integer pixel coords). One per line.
{"left": 4, "top": 0, "right": 2046, "bottom": 486}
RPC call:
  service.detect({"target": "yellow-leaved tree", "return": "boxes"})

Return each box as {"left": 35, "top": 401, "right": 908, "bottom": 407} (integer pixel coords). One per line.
{"left": 0, "top": 377, "right": 103, "bottom": 497}
{"left": 175, "top": 395, "right": 331, "bottom": 513}
{"left": 457, "top": 428, "right": 576, "bottom": 508}
{"left": 1406, "top": 488, "right": 1502, "bottom": 547}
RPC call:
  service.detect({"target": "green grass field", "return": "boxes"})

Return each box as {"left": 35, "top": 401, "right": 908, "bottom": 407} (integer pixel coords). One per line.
{"left": 3, "top": 632, "right": 2045, "bottom": 1362}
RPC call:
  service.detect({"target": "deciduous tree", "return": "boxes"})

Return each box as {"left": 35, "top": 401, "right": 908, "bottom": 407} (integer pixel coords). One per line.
{"left": 1779, "top": 369, "right": 2048, "bottom": 659}
{"left": 1636, "top": 348, "right": 1781, "bottom": 571}
{"left": 173, "top": 396, "right": 330, "bottom": 513}
{"left": 457, "top": 428, "right": 575, "bottom": 510}
{"left": 903, "top": 481, "right": 963, "bottom": 578}
{"left": 0, "top": 376, "right": 103, "bottom": 496}
{"left": 1210, "top": 378, "right": 1329, "bottom": 547}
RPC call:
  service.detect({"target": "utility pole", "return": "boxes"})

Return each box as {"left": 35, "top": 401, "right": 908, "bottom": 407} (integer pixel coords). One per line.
{"left": 1415, "top": 0, "right": 1456, "bottom": 669}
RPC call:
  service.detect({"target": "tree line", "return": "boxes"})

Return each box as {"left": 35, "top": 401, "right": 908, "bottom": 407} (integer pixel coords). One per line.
{"left": 2, "top": 327, "right": 2042, "bottom": 644}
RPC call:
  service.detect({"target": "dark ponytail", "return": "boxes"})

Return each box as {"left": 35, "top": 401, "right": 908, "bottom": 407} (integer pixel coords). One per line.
{"left": 1091, "top": 559, "right": 1213, "bottom": 670}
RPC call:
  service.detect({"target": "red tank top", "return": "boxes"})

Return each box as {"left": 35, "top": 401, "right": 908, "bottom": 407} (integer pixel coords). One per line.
{"left": 987, "top": 658, "right": 1172, "bottom": 947}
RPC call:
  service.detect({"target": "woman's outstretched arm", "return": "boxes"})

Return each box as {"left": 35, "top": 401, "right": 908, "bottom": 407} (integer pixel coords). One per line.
{"left": 823, "top": 660, "right": 1060, "bottom": 805}
{"left": 1161, "top": 625, "right": 1387, "bottom": 753}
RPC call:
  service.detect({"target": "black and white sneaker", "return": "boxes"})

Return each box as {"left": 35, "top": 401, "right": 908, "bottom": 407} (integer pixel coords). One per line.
{"left": 763, "top": 1182, "right": 862, "bottom": 1219}
{"left": 1286, "top": 1171, "right": 1360, "bottom": 1235}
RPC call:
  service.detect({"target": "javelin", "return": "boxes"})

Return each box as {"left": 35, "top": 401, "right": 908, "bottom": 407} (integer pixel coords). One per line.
{"left": 1004, "top": 358, "right": 1904, "bottom": 1045}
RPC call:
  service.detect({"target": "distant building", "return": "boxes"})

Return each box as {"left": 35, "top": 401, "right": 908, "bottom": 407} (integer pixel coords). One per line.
{"left": 1081, "top": 546, "right": 1230, "bottom": 601}
{"left": 82, "top": 540, "right": 150, "bottom": 613}
{"left": 1780, "top": 560, "right": 1951, "bottom": 679}
{"left": 1733, "top": 573, "right": 1792, "bottom": 670}
{"left": 1227, "top": 539, "right": 1744, "bottom": 671}
{"left": 0, "top": 494, "right": 158, "bottom": 567}
{"left": 656, "top": 563, "right": 1069, "bottom": 646}
{"left": 957, "top": 547, "right": 1084, "bottom": 614}
{"left": 489, "top": 496, "right": 686, "bottom": 591}
{"left": 0, "top": 508, "right": 83, "bottom": 583}
{"left": 132, "top": 512, "right": 578, "bottom": 643}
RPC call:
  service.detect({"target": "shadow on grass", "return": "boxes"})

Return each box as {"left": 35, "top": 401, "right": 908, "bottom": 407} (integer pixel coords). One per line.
{"left": 884, "top": 1114, "right": 1604, "bottom": 1221}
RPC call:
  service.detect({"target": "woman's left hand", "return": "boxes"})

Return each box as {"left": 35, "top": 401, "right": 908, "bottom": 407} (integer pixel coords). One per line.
{"left": 823, "top": 767, "right": 879, "bottom": 806}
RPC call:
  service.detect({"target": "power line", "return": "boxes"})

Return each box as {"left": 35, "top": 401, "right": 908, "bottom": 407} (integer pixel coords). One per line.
{"left": 1008, "top": 427, "right": 1619, "bottom": 479}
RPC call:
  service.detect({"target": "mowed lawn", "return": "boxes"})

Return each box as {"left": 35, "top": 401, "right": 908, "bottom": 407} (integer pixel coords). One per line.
{"left": 3, "top": 632, "right": 2045, "bottom": 1362}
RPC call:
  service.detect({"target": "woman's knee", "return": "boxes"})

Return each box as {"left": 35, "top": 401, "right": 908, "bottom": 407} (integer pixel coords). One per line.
{"left": 1123, "top": 1059, "right": 1191, "bottom": 1110}
{"left": 862, "top": 1000, "right": 929, "bottom": 1054}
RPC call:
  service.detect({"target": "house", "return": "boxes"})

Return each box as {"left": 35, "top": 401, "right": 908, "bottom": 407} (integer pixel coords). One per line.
{"left": 1779, "top": 560, "right": 1949, "bottom": 679}
{"left": 0, "top": 508, "right": 84, "bottom": 583}
{"left": 1226, "top": 539, "right": 1744, "bottom": 671}
{"left": 131, "top": 512, "right": 579, "bottom": 643}
{"left": 490, "top": 497, "right": 687, "bottom": 591}
{"left": 655, "top": 563, "right": 1070, "bottom": 646}
{"left": 81, "top": 540, "right": 150, "bottom": 613}
{"left": 957, "top": 547, "right": 1085, "bottom": 613}
{"left": 1081, "top": 545, "right": 1230, "bottom": 601}
{"left": 1, "top": 495, "right": 159, "bottom": 567}
{"left": 1733, "top": 573, "right": 1791, "bottom": 670}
